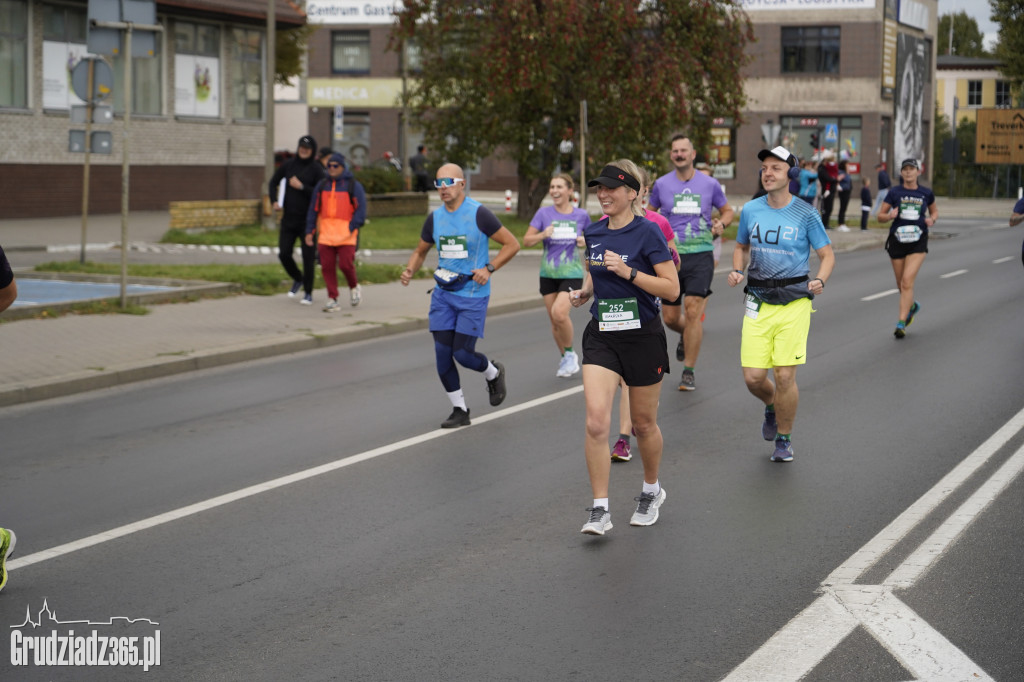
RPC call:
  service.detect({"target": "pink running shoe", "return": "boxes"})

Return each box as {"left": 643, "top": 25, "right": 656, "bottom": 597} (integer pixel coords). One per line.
{"left": 611, "top": 438, "right": 632, "bottom": 462}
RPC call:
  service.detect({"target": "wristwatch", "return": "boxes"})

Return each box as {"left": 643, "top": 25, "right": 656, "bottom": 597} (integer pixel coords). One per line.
{"left": 485, "top": 263, "right": 495, "bottom": 273}
{"left": 628, "top": 267, "right": 638, "bottom": 282}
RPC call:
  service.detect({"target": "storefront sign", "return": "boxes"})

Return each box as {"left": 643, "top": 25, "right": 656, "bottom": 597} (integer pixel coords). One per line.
{"left": 306, "top": 0, "right": 400, "bottom": 24}
{"left": 307, "top": 78, "right": 403, "bottom": 107}
{"left": 740, "top": 0, "right": 873, "bottom": 10}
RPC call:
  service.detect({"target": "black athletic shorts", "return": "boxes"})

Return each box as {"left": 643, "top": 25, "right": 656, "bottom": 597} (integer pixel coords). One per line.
{"left": 886, "top": 232, "right": 929, "bottom": 259}
{"left": 662, "top": 251, "right": 714, "bottom": 306}
{"left": 539, "top": 276, "right": 583, "bottom": 296}
{"left": 581, "top": 316, "right": 669, "bottom": 386}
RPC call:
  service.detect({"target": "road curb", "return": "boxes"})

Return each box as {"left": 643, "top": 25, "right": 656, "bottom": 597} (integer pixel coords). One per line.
{"left": 0, "top": 296, "right": 547, "bottom": 408}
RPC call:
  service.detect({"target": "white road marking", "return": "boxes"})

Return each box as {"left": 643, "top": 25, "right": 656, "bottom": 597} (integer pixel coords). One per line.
{"left": 862, "top": 289, "right": 899, "bottom": 301}
{"left": 725, "top": 405, "right": 1024, "bottom": 681}
{"left": 993, "top": 256, "right": 1014, "bottom": 264}
{"left": 8, "top": 385, "right": 584, "bottom": 572}
{"left": 940, "top": 269, "right": 968, "bottom": 278}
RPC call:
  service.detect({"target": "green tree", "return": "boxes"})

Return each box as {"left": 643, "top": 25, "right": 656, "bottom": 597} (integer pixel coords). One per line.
{"left": 990, "top": 0, "right": 1024, "bottom": 101}
{"left": 390, "top": 0, "right": 753, "bottom": 219}
{"left": 276, "top": 25, "right": 314, "bottom": 86}
{"left": 937, "top": 11, "right": 988, "bottom": 57}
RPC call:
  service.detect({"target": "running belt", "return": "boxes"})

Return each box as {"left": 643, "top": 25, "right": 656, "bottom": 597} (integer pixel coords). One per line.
{"left": 746, "top": 275, "right": 809, "bottom": 288}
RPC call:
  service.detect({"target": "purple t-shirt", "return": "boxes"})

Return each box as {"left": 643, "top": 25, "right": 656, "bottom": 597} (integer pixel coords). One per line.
{"left": 529, "top": 205, "right": 589, "bottom": 279}
{"left": 648, "top": 170, "right": 729, "bottom": 254}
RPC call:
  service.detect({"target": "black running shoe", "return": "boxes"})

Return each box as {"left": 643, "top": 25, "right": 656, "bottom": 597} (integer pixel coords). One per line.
{"left": 441, "top": 407, "right": 470, "bottom": 428}
{"left": 486, "top": 361, "right": 507, "bottom": 406}
{"left": 676, "top": 337, "right": 685, "bottom": 362}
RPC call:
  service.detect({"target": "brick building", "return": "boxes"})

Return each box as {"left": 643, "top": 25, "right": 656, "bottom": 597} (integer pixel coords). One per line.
{"left": 0, "top": 0, "right": 304, "bottom": 219}
{"left": 290, "top": 0, "right": 517, "bottom": 191}
{"left": 733, "top": 0, "right": 938, "bottom": 198}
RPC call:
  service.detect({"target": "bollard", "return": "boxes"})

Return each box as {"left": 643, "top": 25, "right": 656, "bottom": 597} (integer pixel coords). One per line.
{"left": 505, "top": 189, "right": 512, "bottom": 213}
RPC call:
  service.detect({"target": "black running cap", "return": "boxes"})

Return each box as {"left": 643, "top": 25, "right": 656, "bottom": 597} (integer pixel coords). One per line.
{"left": 587, "top": 165, "right": 640, "bottom": 192}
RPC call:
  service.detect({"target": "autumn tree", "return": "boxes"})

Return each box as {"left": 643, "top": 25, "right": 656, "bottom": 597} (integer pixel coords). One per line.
{"left": 937, "top": 11, "right": 987, "bottom": 57}
{"left": 391, "top": 0, "right": 753, "bottom": 219}
{"left": 991, "top": 0, "right": 1024, "bottom": 102}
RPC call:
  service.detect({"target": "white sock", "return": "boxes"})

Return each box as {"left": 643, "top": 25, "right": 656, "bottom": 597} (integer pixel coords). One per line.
{"left": 483, "top": 362, "right": 499, "bottom": 381}
{"left": 446, "top": 389, "right": 467, "bottom": 410}
{"left": 593, "top": 498, "right": 609, "bottom": 511}
{"left": 642, "top": 480, "right": 660, "bottom": 496}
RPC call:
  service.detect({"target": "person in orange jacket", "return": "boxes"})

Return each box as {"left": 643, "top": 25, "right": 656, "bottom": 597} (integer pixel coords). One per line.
{"left": 305, "top": 153, "right": 367, "bottom": 311}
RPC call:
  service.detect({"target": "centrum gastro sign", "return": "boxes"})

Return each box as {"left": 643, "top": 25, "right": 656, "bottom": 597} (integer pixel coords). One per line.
{"left": 10, "top": 600, "right": 161, "bottom": 673}
{"left": 307, "top": 78, "right": 403, "bottom": 108}
{"left": 976, "top": 109, "right": 1024, "bottom": 165}
{"left": 306, "top": 0, "right": 400, "bottom": 24}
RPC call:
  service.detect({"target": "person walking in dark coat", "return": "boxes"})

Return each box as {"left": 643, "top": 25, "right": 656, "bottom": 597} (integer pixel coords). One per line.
{"left": 269, "top": 135, "right": 327, "bottom": 305}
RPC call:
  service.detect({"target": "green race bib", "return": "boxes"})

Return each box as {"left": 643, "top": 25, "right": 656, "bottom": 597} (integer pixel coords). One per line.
{"left": 598, "top": 297, "right": 641, "bottom": 331}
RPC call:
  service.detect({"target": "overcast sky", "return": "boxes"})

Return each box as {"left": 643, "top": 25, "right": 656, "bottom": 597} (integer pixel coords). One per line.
{"left": 937, "top": 0, "right": 998, "bottom": 50}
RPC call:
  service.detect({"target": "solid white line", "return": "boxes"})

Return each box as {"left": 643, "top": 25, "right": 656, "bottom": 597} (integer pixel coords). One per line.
{"left": 8, "top": 385, "right": 584, "bottom": 572}
{"left": 721, "top": 593, "right": 859, "bottom": 681}
{"left": 725, "top": 405, "right": 1024, "bottom": 681}
{"left": 940, "top": 269, "right": 968, "bottom": 278}
{"left": 884, "top": 441, "right": 1024, "bottom": 588}
{"left": 823, "top": 404, "right": 1024, "bottom": 586}
{"left": 846, "top": 588, "right": 994, "bottom": 681}
{"left": 992, "top": 256, "right": 1014, "bottom": 264}
{"left": 862, "top": 289, "right": 899, "bottom": 301}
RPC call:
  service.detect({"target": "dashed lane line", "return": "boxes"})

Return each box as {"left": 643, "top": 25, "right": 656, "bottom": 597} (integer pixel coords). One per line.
{"left": 940, "top": 269, "right": 968, "bottom": 278}
{"left": 8, "top": 385, "right": 584, "bottom": 572}
{"left": 861, "top": 289, "right": 899, "bottom": 301}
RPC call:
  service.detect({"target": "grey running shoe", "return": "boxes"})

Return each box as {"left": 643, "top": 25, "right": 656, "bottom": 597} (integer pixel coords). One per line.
{"left": 761, "top": 407, "right": 778, "bottom": 441}
{"left": 486, "top": 361, "right": 507, "bottom": 406}
{"left": 581, "top": 507, "right": 613, "bottom": 535}
{"left": 771, "top": 438, "right": 794, "bottom": 463}
{"left": 630, "top": 488, "right": 666, "bottom": 526}
{"left": 678, "top": 369, "right": 695, "bottom": 391}
{"left": 323, "top": 298, "right": 339, "bottom": 313}
{"left": 441, "top": 407, "right": 470, "bottom": 428}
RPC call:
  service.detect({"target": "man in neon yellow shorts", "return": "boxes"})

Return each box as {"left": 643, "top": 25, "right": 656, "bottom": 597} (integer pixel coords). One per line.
{"left": 728, "top": 147, "right": 834, "bottom": 462}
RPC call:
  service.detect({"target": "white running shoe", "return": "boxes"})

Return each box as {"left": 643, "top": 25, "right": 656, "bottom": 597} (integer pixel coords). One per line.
{"left": 838, "top": 224, "right": 851, "bottom": 232}
{"left": 562, "top": 350, "right": 580, "bottom": 377}
{"left": 350, "top": 285, "right": 362, "bottom": 307}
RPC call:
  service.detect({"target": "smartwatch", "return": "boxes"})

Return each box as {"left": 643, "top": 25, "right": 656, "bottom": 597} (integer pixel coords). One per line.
{"left": 628, "top": 267, "right": 638, "bottom": 282}
{"left": 485, "top": 263, "right": 495, "bottom": 273}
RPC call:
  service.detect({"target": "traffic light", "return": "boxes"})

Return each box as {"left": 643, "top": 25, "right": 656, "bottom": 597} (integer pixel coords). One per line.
{"left": 810, "top": 132, "right": 820, "bottom": 149}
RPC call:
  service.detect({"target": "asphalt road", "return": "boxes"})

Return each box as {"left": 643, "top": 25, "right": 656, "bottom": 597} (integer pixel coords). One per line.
{"left": 1, "top": 218, "right": 1022, "bottom": 681}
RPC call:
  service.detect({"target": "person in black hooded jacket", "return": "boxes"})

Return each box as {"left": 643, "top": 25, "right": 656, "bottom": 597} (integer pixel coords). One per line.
{"left": 269, "top": 135, "right": 327, "bottom": 303}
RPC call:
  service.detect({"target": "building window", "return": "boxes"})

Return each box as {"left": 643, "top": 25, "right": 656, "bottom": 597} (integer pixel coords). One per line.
{"left": 996, "top": 80, "right": 1011, "bottom": 107}
{"left": 0, "top": 0, "right": 28, "bottom": 108}
{"left": 967, "top": 80, "right": 982, "bottom": 107}
{"left": 110, "top": 31, "right": 163, "bottom": 116}
{"left": 332, "top": 31, "right": 370, "bottom": 74}
{"left": 781, "top": 26, "right": 840, "bottom": 74}
{"left": 230, "top": 28, "right": 263, "bottom": 120}
{"left": 42, "top": 3, "right": 89, "bottom": 109}
{"left": 403, "top": 40, "right": 421, "bottom": 74}
{"left": 174, "top": 20, "right": 220, "bottom": 117}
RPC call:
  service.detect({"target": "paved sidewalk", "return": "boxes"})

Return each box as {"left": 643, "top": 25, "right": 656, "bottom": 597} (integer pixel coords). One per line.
{"left": 0, "top": 195, "right": 1012, "bottom": 407}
